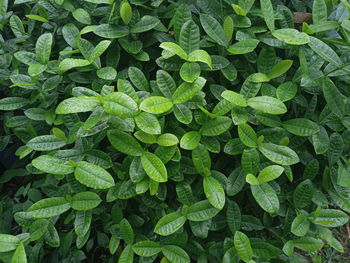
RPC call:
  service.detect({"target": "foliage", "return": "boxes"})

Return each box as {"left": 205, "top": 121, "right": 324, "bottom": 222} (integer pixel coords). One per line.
{"left": 0, "top": 0, "right": 350, "bottom": 262}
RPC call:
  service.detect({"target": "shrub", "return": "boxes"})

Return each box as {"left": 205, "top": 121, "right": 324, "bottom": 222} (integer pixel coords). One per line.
{"left": 0, "top": 0, "right": 350, "bottom": 262}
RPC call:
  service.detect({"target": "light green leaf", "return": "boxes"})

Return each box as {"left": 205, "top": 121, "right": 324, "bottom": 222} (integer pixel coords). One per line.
{"left": 223, "top": 16, "right": 234, "bottom": 42}
{"left": 311, "top": 209, "right": 348, "bottom": 227}
{"left": 141, "top": 152, "right": 167, "bottom": 182}
{"left": 188, "top": 50, "right": 212, "bottom": 69}
{"left": 258, "top": 143, "right": 299, "bottom": 166}
{"left": 159, "top": 42, "right": 188, "bottom": 60}
{"left": 140, "top": 96, "right": 173, "bottom": 114}
{"left": 282, "top": 118, "right": 320, "bottom": 136}
{"left": 293, "top": 237, "right": 324, "bottom": 252}
{"left": 26, "top": 197, "right": 71, "bottom": 218}
{"left": 257, "top": 165, "right": 284, "bottom": 183}
{"left": 272, "top": 29, "right": 310, "bottom": 45}
{"left": 203, "top": 176, "right": 225, "bottom": 210}
{"left": 251, "top": 182, "right": 279, "bottom": 214}
{"left": 0, "top": 97, "right": 29, "bottom": 111}
{"left": 56, "top": 96, "right": 100, "bottom": 114}
{"left": 11, "top": 242, "right": 27, "bottom": 263}
{"left": 238, "top": 123, "right": 258, "bottom": 148}
{"left": 180, "top": 62, "right": 201, "bottom": 83}
{"left": 94, "top": 24, "right": 129, "bottom": 38}
{"left": 128, "top": 66, "right": 149, "bottom": 91}
{"left": 179, "top": 20, "right": 200, "bottom": 54}
{"left": 130, "top": 15, "right": 160, "bottom": 33}
{"left": 90, "top": 40, "right": 111, "bottom": 62}
{"left": 291, "top": 214, "right": 310, "bottom": 237}
{"left": 107, "top": 130, "right": 144, "bottom": 156}
{"left": 103, "top": 92, "right": 138, "bottom": 118}
{"left": 120, "top": 1, "right": 132, "bottom": 24}
{"left": 157, "top": 133, "right": 179, "bottom": 146}
{"left": 154, "top": 212, "right": 186, "bottom": 236}
{"left": 186, "top": 200, "right": 220, "bottom": 222}
{"left": 32, "top": 155, "right": 74, "bottom": 175}
{"left": 200, "top": 116, "right": 232, "bottom": 136}
{"left": 308, "top": 36, "right": 342, "bottom": 66}
{"left": 251, "top": 73, "right": 271, "bottom": 83}
{"left": 71, "top": 192, "right": 102, "bottom": 211}
{"left": 25, "top": 14, "right": 48, "bottom": 23}
{"left": 227, "top": 39, "right": 259, "bottom": 55}
{"left": 118, "top": 244, "right": 134, "bottom": 263}
{"left": 72, "top": 8, "right": 91, "bottom": 24}
{"left": 135, "top": 112, "right": 161, "bottom": 135}
{"left": 200, "top": 14, "right": 227, "bottom": 47}
{"left": 58, "top": 58, "right": 91, "bottom": 71}
{"left": 27, "top": 135, "right": 66, "bottom": 151}
{"left": 276, "top": 82, "right": 297, "bottom": 102}
{"left": 162, "top": 245, "right": 190, "bottom": 263}
{"left": 35, "top": 33, "right": 52, "bottom": 64}
{"left": 247, "top": 96, "right": 287, "bottom": 115}
{"left": 192, "top": 144, "right": 211, "bottom": 175}
{"left": 260, "top": 0, "right": 275, "bottom": 31}
{"left": 221, "top": 90, "right": 247, "bottom": 107}
{"left": 234, "top": 231, "right": 253, "bottom": 263}
{"left": 132, "top": 241, "right": 161, "bottom": 257}
{"left": 172, "top": 77, "right": 206, "bottom": 104}
{"left": 180, "top": 131, "right": 201, "bottom": 150}
{"left": 312, "top": 0, "right": 327, "bottom": 24}
{"left": 0, "top": 234, "right": 19, "bottom": 252}
{"left": 267, "top": 60, "right": 293, "bottom": 79}
{"left": 75, "top": 161, "right": 115, "bottom": 189}
{"left": 156, "top": 70, "right": 176, "bottom": 98}
{"left": 97, "top": 67, "right": 117, "bottom": 80}
{"left": 120, "top": 218, "right": 134, "bottom": 244}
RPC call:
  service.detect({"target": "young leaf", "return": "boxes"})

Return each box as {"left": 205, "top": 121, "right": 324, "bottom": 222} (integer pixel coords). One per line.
{"left": 26, "top": 197, "right": 71, "bottom": 218}
{"left": 227, "top": 39, "right": 259, "bottom": 55}
{"left": 257, "top": 165, "right": 284, "bottom": 183}
{"left": 172, "top": 77, "right": 206, "bottom": 104}
{"left": 272, "top": 29, "right": 310, "bottom": 45}
{"left": 135, "top": 112, "right": 161, "bottom": 135}
{"left": 180, "top": 131, "right": 201, "bottom": 150}
{"left": 103, "top": 92, "right": 138, "bottom": 118}
{"left": 140, "top": 96, "right": 173, "bottom": 114}
{"left": 159, "top": 42, "right": 188, "bottom": 60}
{"left": 203, "top": 176, "right": 225, "bottom": 209}
{"left": 234, "top": 231, "right": 253, "bottom": 263}
{"left": 247, "top": 96, "right": 287, "bottom": 115}
{"left": 180, "top": 62, "right": 201, "bottom": 83}
{"left": 238, "top": 123, "right": 258, "bottom": 148}
{"left": 32, "top": 155, "right": 74, "bottom": 175}
{"left": 267, "top": 60, "right": 293, "bottom": 79}
{"left": 260, "top": 0, "right": 275, "bottom": 31}
{"left": 251, "top": 183, "right": 279, "bottom": 214}
{"left": 291, "top": 214, "right": 310, "bottom": 237}
{"left": 120, "top": 1, "right": 132, "bottom": 24}
{"left": 141, "top": 152, "right": 168, "bottom": 182}
{"left": 75, "top": 161, "right": 115, "bottom": 189}
{"left": 11, "top": 242, "right": 27, "bottom": 263}
{"left": 71, "top": 192, "right": 102, "bottom": 211}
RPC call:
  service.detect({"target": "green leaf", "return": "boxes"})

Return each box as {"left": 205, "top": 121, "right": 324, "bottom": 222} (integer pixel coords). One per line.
{"left": 291, "top": 214, "right": 310, "bottom": 237}
{"left": 293, "top": 237, "right": 324, "bottom": 252}
{"left": 135, "top": 112, "right": 161, "bottom": 135}
{"left": 179, "top": 20, "right": 200, "bottom": 54}
{"left": 157, "top": 133, "right": 179, "bottom": 146}
{"left": 160, "top": 42, "right": 188, "bottom": 60}
{"left": 203, "top": 176, "right": 225, "bottom": 210}
{"left": 282, "top": 118, "right": 319, "bottom": 136}
{"left": 312, "top": 0, "right": 327, "bottom": 24}
{"left": 276, "top": 82, "right": 297, "bottom": 102}
{"left": 26, "top": 197, "right": 71, "bottom": 218}
{"left": 308, "top": 36, "right": 342, "bottom": 66}
{"left": 118, "top": 244, "right": 134, "bottom": 263}
{"left": 35, "top": 33, "right": 52, "bottom": 64}
{"left": 94, "top": 24, "right": 129, "bottom": 38}
{"left": 162, "top": 245, "right": 190, "bottom": 263}
{"left": 186, "top": 200, "right": 220, "bottom": 222}
{"left": 293, "top": 179, "right": 314, "bottom": 208}
{"left": 192, "top": 144, "right": 211, "bottom": 175}
{"left": 56, "top": 96, "right": 100, "bottom": 114}
{"left": 75, "top": 161, "right": 115, "bottom": 189}
{"left": 180, "top": 131, "right": 201, "bottom": 150}
{"left": 272, "top": 29, "right": 310, "bottom": 45}
{"left": 97, "top": 67, "right": 117, "bottom": 80}
{"left": 322, "top": 77, "right": 346, "bottom": 118}
{"left": 74, "top": 210, "right": 92, "bottom": 237}
{"left": 156, "top": 70, "right": 176, "bottom": 98}
{"left": 120, "top": 218, "right": 134, "bottom": 244}
{"left": 71, "top": 192, "right": 102, "bottom": 211}
{"left": 128, "top": 66, "right": 149, "bottom": 91}
{"left": 120, "top": 1, "right": 132, "bottom": 24}
{"left": 25, "top": 14, "right": 48, "bottom": 23}
{"left": 221, "top": 91, "right": 247, "bottom": 107}
{"left": 227, "top": 201, "right": 241, "bottom": 234}
{"left": 11, "top": 242, "right": 27, "bottom": 263}
{"left": 238, "top": 123, "right": 258, "bottom": 148}
{"left": 247, "top": 96, "right": 287, "bottom": 115}
{"left": 0, "top": 97, "right": 29, "bottom": 111}
{"left": 311, "top": 209, "right": 348, "bottom": 227}
{"left": 251, "top": 73, "right": 271, "bottom": 83}
{"left": 58, "top": 58, "right": 91, "bottom": 71}
{"left": 267, "top": 60, "right": 293, "bottom": 79}
{"left": 234, "top": 231, "right": 253, "bottom": 263}
{"left": 257, "top": 165, "right": 284, "bottom": 183}
{"left": 200, "top": 14, "right": 227, "bottom": 47}
{"left": 0, "top": 234, "right": 19, "bottom": 252}
{"left": 32, "top": 155, "right": 74, "bottom": 175}
{"left": 251, "top": 183, "right": 279, "bottom": 214}
{"left": 227, "top": 39, "right": 259, "bottom": 55}
{"left": 188, "top": 50, "right": 212, "bottom": 69}
{"left": 90, "top": 40, "right": 111, "bottom": 62}
{"left": 132, "top": 241, "right": 161, "bottom": 257}
{"left": 260, "top": 0, "right": 275, "bottom": 31}
{"left": 107, "top": 130, "right": 144, "bottom": 156}
{"left": 200, "top": 116, "right": 232, "bottom": 136}
{"left": 231, "top": 4, "right": 247, "bottom": 16}
{"left": 141, "top": 152, "right": 167, "bottom": 182}
{"left": 72, "top": 8, "right": 91, "bottom": 24}
{"left": 312, "top": 126, "right": 330, "bottom": 155}
{"left": 140, "top": 96, "right": 173, "bottom": 114}
{"left": 27, "top": 135, "right": 66, "bottom": 151}
{"left": 154, "top": 212, "right": 186, "bottom": 236}
{"left": 130, "top": 15, "right": 160, "bottom": 33}
{"left": 258, "top": 143, "right": 299, "bottom": 166}
{"left": 103, "top": 92, "right": 138, "bottom": 118}
{"left": 180, "top": 62, "right": 201, "bottom": 83}
{"left": 172, "top": 77, "right": 206, "bottom": 104}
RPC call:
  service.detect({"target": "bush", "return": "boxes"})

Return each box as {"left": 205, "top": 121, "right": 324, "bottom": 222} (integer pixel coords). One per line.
{"left": 1, "top": 0, "right": 350, "bottom": 262}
